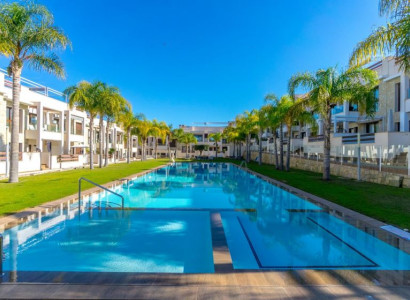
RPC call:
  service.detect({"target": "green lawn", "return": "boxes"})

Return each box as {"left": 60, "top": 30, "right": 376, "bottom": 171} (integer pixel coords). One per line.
{"left": 0, "top": 159, "right": 169, "bottom": 216}
{"left": 217, "top": 158, "right": 410, "bottom": 229}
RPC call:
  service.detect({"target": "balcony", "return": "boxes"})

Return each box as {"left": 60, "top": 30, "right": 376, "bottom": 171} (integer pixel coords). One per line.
{"left": 308, "top": 135, "right": 324, "bottom": 142}
{"left": 342, "top": 133, "right": 375, "bottom": 144}
{"left": 44, "top": 124, "right": 61, "bottom": 133}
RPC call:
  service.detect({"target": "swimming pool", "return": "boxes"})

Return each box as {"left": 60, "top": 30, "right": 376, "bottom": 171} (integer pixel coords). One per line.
{"left": 2, "top": 162, "right": 410, "bottom": 273}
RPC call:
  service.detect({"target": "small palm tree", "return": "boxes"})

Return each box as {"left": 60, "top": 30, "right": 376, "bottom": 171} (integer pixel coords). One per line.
{"left": 209, "top": 132, "right": 223, "bottom": 158}
{"left": 279, "top": 95, "right": 315, "bottom": 171}
{"left": 256, "top": 106, "right": 272, "bottom": 166}
{"left": 180, "top": 133, "right": 197, "bottom": 158}
{"left": 350, "top": 0, "right": 409, "bottom": 71}
{"left": 119, "top": 109, "right": 141, "bottom": 164}
{"left": 151, "top": 119, "right": 162, "bottom": 159}
{"left": 172, "top": 128, "right": 185, "bottom": 158}
{"left": 101, "top": 92, "right": 128, "bottom": 167}
{"left": 264, "top": 94, "right": 281, "bottom": 169}
{"left": 236, "top": 110, "right": 259, "bottom": 163}
{"left": 95, "top": 83, "right": 123, "bottom": 168}
{"left": 0, "top": 2, "right": 70, "bottom": 182}
{"left": 64, "top": 81, "right": 100, "bottom": 169}
{"left": 135, "top": 119, "right": 152, "bottom": 160}
{"left": 158, "top": 121, "right": 170, "bottom": 159}
{"left": 289, "top": 67, "right": 378, "bottom": 180}
{"left": 223, "top": 124, "right": 240, "bottom": 158}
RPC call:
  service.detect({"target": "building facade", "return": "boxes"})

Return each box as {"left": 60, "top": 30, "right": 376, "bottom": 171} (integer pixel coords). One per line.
{"left": 0, "top": 70, "right": 137, "bottom": 175}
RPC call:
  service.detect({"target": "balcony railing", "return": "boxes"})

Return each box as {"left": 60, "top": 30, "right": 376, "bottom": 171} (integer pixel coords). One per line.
{"left": 1, "top": 68, "right": 67, "bottom": 102}
{"left": 0, "top": 152, "right": 22, "bottom": 161}
{"left": 43, "top": 124, "right": 60, "bottom": 132}
{"left": 342, "top": 133, "right": 375, "bottom": 144}
{"left": 308, "top": 135, "right": 324, "bottom": 142}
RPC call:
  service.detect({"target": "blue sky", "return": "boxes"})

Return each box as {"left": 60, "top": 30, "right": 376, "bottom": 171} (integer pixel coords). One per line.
{"left": 0, "top": 0, "right": 385, "bottom": 127}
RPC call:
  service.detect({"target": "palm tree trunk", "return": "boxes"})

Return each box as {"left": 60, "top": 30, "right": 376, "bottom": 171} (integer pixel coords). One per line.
{"left": 127, "top": 128, "right": 131, "bottom": 164}
{"left": 279, "top": 123, "right": 284, "bottom": 170}
{"left": 186, "top": 143, "right": 189, "bottom": 159}
{"left": 273, "top": 130, "right": 279, "bottom": 169}
{"left": 154, "top": 137, "right": 158, "bottom": 159}
{"left": 233, "top": 141, "right": 236, "bottom": 159}
{"left": 104, "top": 123, "right": 110, "bottom": 167}
{"left": 99, "top": 117, "right": 104, "bottom": 168}
{"left": 145, "top": 139, "right": 148, "bottom": 160}
{"left": 89, "top": 118, "right": 94, "bottom": 170}
{"left": 258, "top": 128, "right": 263, "bottom": 166}
{"left": 246, "top": 134, "right": 251, "bottom": 163}
{"left": 323, "top": 109, "right": 331, "bottom": 180}
{"left": 142, "top": 139, "right": 144, "bottom": 160}
{"left": 167, "top": 136, "right": 170, "bottom": 158}
{"left": 9, "top": 66, "right": 22, "bottom": 183}
{"left": 215, "top": 142, "right": 218, "bottom": 158}
{"left": 286, "top": 126, "right": 292, "bottom": 171}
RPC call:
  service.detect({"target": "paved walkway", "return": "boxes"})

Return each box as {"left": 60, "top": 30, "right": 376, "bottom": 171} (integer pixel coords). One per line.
{"left": 1, "top": 283, "right": 410, "bottom": 299}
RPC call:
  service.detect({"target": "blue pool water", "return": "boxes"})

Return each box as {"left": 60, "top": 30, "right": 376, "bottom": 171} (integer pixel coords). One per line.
{"left": 3, "top": 210, "right": 213, "bottom": 273}
{"left": 2, "top": 162, "right": 410, "bottom": 273}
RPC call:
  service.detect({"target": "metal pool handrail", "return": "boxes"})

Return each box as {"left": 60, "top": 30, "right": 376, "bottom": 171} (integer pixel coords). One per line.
{"left": 78, "top": 177, "right": 125, "bottom": 212}
{"left": 239, "top": 160, "right": 248, "bottom": 169}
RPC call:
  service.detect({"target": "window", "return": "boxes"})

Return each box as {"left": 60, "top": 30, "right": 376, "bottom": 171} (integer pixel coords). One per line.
{"left": 395, "top": 122, "right": 400, "bottom": 132}
{"left": 395, "top": 82, "right": 401, "bottom": 112}
{"left": 349, "top": 104, "right": 358, "bottom": 112}
{"left": 366, "top": 123, "right": 377, "bottom": 133}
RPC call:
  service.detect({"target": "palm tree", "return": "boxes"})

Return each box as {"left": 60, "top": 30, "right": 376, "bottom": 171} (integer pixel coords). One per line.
{"left": 64, "top": 81, "right": 101, "bottom": 169}
{"left": 350, "top": 0, "right": 409, "bottom": 71}
{"left": 209, "top": 132, "right": 222, "bottom": 158}
{"left": 172, "top": 128, "right": 185, "bottom": 158}
{"left": 151, "top": 119, "right": 162, "bottom": 159}
{"left": 279, "top": 95, "right": 315, "bottom": 171}
{"left": 102, "top": 93, "right": 128, "bottom": 167}
{"left": 158, "top": 121, "right": 170, "bottom": 159}
{"left": 135, "top": 119, "right": 152, "bottom": 160}
{"left": 0, "top": 2, "right": 70, "bottom": 182}
{"left": 180, "top": 133, "right": 197, "bottom": 158}
{"left": 236, "top": 111, "right": 258, "bottom": 163}
{"left": 119, "top": 109, "right": 141, "bottom": 164}
{"left": 95, "top": 83, "right": 122, "bottom": 168}
{"left": 289, "top": 67, "right": 378, "bottom": 180}
{"left": 264, "top": 94, "right": 281, "bottom": 169}
{"left": 223, "top": 124, "right": 239, "bottom": 158}
{"left": 256, "top": 106, "right": 271, "bottom": 166}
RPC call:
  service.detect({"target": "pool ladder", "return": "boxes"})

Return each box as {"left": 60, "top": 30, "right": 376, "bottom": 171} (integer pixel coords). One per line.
{"left": 239, "top": 160, "right": 248, "bottom": 169}
{"left": 78, "top": 177, "right": 125, "bottom": 212}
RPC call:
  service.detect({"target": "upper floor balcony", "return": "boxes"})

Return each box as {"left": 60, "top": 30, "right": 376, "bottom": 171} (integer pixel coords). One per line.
{"left": 1, "top": 68, "right": 66, "bottom": 103}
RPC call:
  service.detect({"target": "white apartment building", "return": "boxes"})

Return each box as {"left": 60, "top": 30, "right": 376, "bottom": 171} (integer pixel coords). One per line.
{"left": 178, "top": 123, "right": 233, "bottom": 158}
{"left": 0, "top": 70, "right": 137, "bottom": 176}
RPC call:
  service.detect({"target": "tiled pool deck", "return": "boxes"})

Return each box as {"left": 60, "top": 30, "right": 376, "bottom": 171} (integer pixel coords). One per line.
{"left": 1, "top": 163, "right": 409, "bottom": 299}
